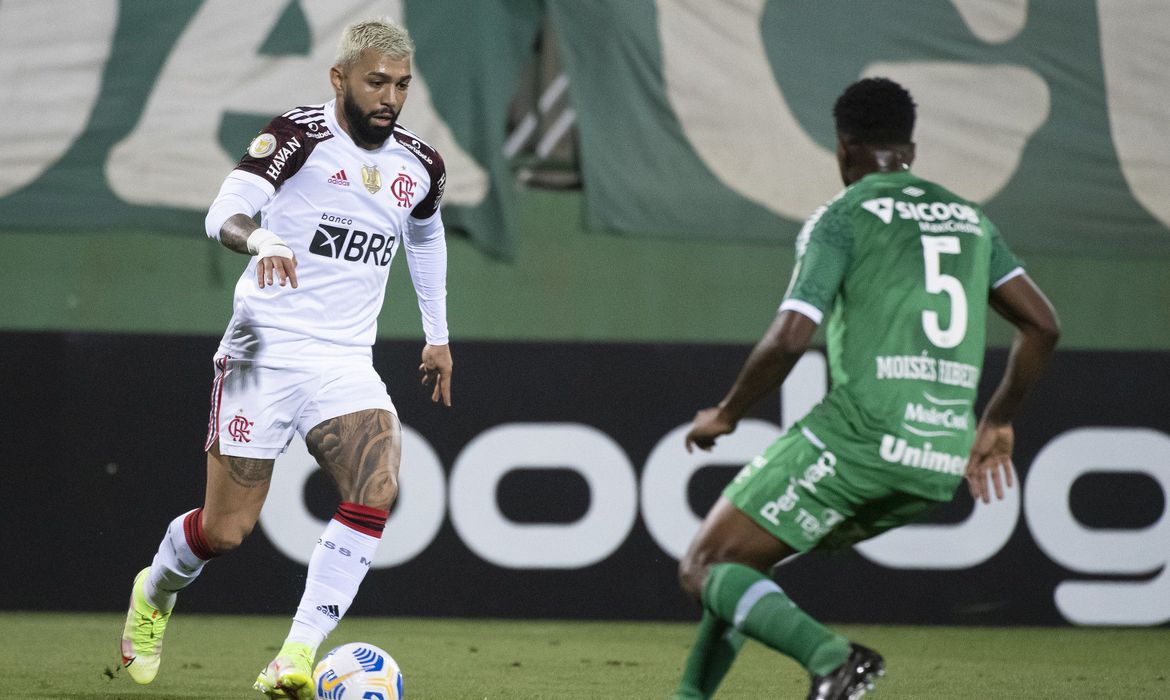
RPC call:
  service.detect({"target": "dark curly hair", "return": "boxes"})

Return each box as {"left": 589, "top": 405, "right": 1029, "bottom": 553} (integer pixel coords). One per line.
{"left": 833, "top": 77, "right": 916, "bottom": 145}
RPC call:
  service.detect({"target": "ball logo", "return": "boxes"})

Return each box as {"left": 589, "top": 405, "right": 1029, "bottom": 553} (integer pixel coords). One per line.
{"left": 390, "top": 173, "right": 415, "bottom": 208}
{"left": 247, "top": 133, "right": 276, "bottom": 158}
{"left": 227, "top": 415, "right": 254, "bottom": 443}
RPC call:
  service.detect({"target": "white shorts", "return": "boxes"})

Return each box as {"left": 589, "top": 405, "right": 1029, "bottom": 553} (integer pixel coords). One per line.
{"left": 204, "top": 354, "right": 397, "bottom": 459}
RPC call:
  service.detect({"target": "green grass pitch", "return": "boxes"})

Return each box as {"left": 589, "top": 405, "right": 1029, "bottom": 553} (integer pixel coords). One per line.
{"left": 3, "top": 612, "right": 1167, "bottom": 698}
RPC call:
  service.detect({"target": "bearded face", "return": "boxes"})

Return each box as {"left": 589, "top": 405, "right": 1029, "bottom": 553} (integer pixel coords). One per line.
{"left": 342, "top": 89, "right": 396, "bottom": 147}
{"left": 332, "top": 50, "right": 412, "bottom": 149}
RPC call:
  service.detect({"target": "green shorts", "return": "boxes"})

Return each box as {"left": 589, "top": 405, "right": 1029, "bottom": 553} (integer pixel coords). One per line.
{"left": 723, "top": 427, "right": 941, "bottom": 552}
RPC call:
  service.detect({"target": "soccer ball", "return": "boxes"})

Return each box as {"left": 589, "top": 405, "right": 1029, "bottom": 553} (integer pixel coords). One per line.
{"left": 312, "top": 642, "right": 404, "bottom": 700}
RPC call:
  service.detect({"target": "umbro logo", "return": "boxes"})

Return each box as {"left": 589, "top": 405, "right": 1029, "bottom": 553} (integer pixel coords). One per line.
{"left": 328, "top": 169, "right": 351, "bottom": 187}
{"left": 316, "top": 604, "right": 340, "bottom": 621}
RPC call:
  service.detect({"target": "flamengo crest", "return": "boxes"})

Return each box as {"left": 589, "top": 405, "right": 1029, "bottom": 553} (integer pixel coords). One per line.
{"left": 227, "top": 415, "right": 253, "bottom": 443}
{"left": 390, "top": 172, "right": 415, "bottom": 208}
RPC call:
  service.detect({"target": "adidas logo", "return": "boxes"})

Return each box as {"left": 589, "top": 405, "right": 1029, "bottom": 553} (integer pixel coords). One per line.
{"left": 327, "top": 169, "right": 350, "bottom": 187}
{"left": 316, "top": 604, "right": 340, "bottom": 621}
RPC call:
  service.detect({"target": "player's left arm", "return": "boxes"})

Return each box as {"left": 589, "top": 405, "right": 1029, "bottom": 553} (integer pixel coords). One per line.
{"left": 405, "top": 175, "right": 451, "bottom": 407}
{"left": 965, "top": 273, "right": 1060, "bottom": 502}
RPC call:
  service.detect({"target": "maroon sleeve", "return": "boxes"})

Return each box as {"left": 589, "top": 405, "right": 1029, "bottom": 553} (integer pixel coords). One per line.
{"left": 392, "top": 129, "right": 446, "bottom": 219}
{"left": 236, "top": 112, "right": 331, "bottom": 189}
{"left": 411, "top": 152, "right": 445, "bottom": 220}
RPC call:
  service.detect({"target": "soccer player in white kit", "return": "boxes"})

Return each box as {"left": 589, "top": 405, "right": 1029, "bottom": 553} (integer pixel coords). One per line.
{"left": 118, "top": 19, "right": 452, "bottom": 699}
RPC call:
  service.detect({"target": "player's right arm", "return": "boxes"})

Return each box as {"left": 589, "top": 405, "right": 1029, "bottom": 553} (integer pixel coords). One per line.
{"left": 686, "top": 197, "right": 851, "bottom": 452}
{"left": 203, "top": 114, "right": 321, "bottom": 289}
{"left": 965, "top": 273, "right": 1060, "bottom": 503}
{"left": 206, "top": 205, "right": 298, "bottom": 290}
{"left": 205, "top": 169, "right": 297, "bottom": 290}
{"left": 685, "top": 310, "right": 819, "bottom": 452}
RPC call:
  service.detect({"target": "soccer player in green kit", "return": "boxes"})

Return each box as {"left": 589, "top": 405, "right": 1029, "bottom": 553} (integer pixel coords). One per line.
{"left": 671, "top": 78, "right": 1060, "bottom": 699}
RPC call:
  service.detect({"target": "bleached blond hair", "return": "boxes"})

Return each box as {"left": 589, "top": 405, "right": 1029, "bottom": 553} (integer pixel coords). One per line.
{"left": 335, "top": 18, "right": 414, "bottom": 68}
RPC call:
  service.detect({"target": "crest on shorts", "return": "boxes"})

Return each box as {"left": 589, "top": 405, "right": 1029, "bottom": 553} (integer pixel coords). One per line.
{"left": 227, "top": 414, "right": 254, "bottom": 443}
{"left": 248, "top": 133, "right": 277, "bottom": 158}
{"left": 361, "top": 164, "right": 382, "bottom": 194}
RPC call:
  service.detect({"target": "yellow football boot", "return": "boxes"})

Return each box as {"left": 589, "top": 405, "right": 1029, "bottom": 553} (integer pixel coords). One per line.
{"left": 253, "top": 642, "right": 316, "bottom": 700}
{"left": 119, "top": 567, "right": 172, "bottom": 684}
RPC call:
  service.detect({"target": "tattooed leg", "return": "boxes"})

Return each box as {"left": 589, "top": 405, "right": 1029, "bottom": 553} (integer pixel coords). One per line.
{"left": 199, "top": 439, "right": 275, "bottom": 554}
{"left": 277, "top": 410, "right": 400, "bottom": 655}
{"left": 305, "top": 409, "right": 402, "bottom": 510}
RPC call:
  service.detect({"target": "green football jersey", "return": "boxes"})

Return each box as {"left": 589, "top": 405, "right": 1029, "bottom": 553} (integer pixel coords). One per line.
{"left": 782, "top": 170, "right": 1022, "bottom": 500}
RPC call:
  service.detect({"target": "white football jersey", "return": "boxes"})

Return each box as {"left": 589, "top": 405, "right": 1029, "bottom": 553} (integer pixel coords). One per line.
{"left": 214, "top": 100, "right": 448, "bottom": 362}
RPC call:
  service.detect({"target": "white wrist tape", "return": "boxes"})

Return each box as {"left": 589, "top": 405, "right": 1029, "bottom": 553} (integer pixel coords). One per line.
{"left": 246, "top": 228, "right": 293, "bottom": 259}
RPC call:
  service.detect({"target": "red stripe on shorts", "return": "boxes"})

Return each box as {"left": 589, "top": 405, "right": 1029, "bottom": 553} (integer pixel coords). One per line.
{"left": 203, "top": 355, "right": 229, "bottom": 452}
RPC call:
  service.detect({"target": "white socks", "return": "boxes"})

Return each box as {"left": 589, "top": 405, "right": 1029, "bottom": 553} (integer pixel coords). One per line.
{"left": 285, "top": 503, "right": 387, "bottom": 652}
{"left": 138, "top": 501, "right": 387, "bottom": 655}
{"left": 144, "top": 508, "right": 215, "bottom": 612}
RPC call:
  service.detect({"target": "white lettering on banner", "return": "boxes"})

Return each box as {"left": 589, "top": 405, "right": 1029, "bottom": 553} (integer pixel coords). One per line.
{"left": 641, "top": 420, "right": 785, "bottom": 560}
{"left": 862, "top": 62, "right": 1049, "bottom": 203}
{"left": 0, "top": 1, "right": 117, "bottom": 197}
{"left": 1098, "top": 0, "right": 1170, "bottom": 231}
{"left": 105, "top": 0, "right": 486, "bottom": 210}
{"left": 656, "top": 0, "right": 837, "bottom": 219}
{"left": 950, "top": 0, "right": 1028, "bottom": 44}
{"left": 855, "top": 481, "right": 1020, "bottom": 570}
{"left": 259, "top": 424, "right": 446, "bottom": 568}
{"left": 1025, "top": 427, "right": 1170, "bottom": 626}
{"left": 252, "top": 392, "right": 1167, "bottom": 625}
{"left": 448, "top": 423, "right": 638, "bottom": 569}
{"left": 657, "top": 0, "right": 1048, "bottom": 217}
{"left": 781, "top": 352, "right": 828, "bottom": 432}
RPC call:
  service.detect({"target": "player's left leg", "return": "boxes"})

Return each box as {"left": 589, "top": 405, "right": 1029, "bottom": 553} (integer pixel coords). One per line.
{"left": 255, "top": 408, "right": 400, "bottom": 699}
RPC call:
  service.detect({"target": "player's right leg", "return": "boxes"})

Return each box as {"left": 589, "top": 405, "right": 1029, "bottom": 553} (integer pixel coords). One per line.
{"left": 673, "top": 430, "right": 877, "bottom": 699}
{"left": 120, "top": 440, "right": 273, "bottom": 684}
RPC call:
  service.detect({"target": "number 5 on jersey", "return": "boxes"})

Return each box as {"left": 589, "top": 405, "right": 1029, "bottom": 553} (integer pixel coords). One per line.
{"left": 920, "top": 235, "right": 967, "bottom": 348}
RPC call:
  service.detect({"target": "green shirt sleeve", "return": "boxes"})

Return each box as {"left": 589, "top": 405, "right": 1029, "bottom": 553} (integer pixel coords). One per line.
{"left": 782, "top": 198, "right": 854, "bottom": 320}
{"left": 986, "top": 218, "right": 1024, "bottom": 288}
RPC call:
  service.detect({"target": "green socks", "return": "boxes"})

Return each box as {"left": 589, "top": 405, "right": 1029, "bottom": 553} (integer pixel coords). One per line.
{"left": 672, "top": 610, "right": 745, "bottom": 699}
{"left": 674, "top": 563, "right": 853, "bottom": 698}
{"left": 702, "top": 562, "right": 850, "bottom": 676}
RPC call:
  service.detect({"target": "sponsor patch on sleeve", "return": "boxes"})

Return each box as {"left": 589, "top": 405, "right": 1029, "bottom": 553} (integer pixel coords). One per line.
{"left": 248, "top": 133, "right": 277, "bottom": 158}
